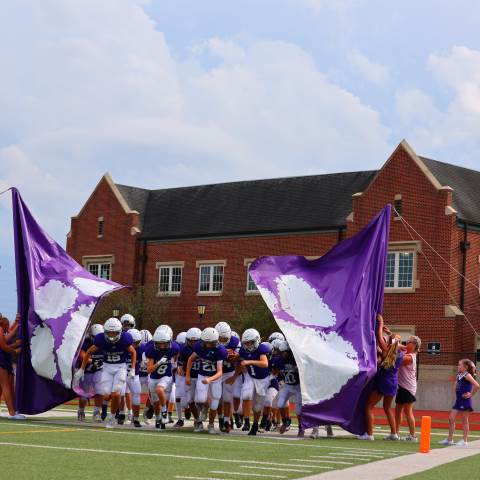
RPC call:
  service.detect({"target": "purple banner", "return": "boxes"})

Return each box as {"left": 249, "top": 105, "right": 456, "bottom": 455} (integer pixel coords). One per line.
{"left": 12, "top": 188, "right": 124, "bottom": 414}
{"left": 250, "top": 205, "right": 390, "bottom": 434}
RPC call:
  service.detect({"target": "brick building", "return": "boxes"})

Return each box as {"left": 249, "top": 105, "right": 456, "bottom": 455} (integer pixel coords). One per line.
{"left": 67, "top": 140, "right": 480, "bottom": 388}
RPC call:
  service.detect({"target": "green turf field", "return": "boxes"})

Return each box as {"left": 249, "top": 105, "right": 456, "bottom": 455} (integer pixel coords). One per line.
{"left": 0, "top": 408, "right": 470, "bottom": 480}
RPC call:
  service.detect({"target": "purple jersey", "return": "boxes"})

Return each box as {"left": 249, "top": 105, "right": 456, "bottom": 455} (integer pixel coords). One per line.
{"left": 239, "top": 342, "right": 271, "bottom": 379}
{"left": 82, "top": 338, "right": 104, "bottom": 373}
{"left": 194, "top": 342, "right": 228, "bottom": 377}
{"left": 274, "top": 353, "right": 300, "bottom": 386}
{"left": 374, "top": 352, "right": 404, "bottom": 397}
{"left": 144, "top": 341, "right": 180, "bottom": 379}
{"left": 181, "top": 344, "right": 201, "bottom": 379}
{"left": 453, "top": 373, "right": 474, "bottom": 411}
{"left": 222, "top": 336, "right": 240, "bottom": 374}
{"left": 93, "top": 331, "right": 133, "bottom": 364}
{"left": 127, "top": 343, "right": 143, "bottom": 375}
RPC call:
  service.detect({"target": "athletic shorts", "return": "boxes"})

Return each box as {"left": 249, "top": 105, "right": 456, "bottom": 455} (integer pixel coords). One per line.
{"left": 395, "top": 386, "right": 416, "bottom": 404}
{"left": 99, "top": 363, "right": 127, "bottom": 395}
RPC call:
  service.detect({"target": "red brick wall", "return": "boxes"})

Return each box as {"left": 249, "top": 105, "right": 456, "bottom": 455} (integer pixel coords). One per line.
{"left": 143, "top": 231, "right": 340, "bottom": 331}
{"left": 347, "top": 144, "right": 466, "bottom": 354}
{"left": 67, "top": 177, "right": 140, "bottom": 286}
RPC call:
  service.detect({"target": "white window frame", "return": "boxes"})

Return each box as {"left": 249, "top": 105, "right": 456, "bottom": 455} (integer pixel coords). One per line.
{"left": 196, "top": 260, "right": 226, "bottom": 296}
{"left": 87, "top": 262, "right": 111, "bottom": 280}
{"left": 156, "top": 262, "right": 184, "bottom": 296}
{"left": 244, "top": 259, "right": 260, "bottom": 295}
{"left": 385, "top": 242, "right": 420, "bottom": 293}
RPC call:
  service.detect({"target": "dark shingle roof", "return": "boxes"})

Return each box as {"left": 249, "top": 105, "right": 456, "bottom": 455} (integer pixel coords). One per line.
{"left": 420, "top": 157, "right": 480, "bottom": 226}
{"left": 116, "top": 171, "right": 376, "bottom": 240}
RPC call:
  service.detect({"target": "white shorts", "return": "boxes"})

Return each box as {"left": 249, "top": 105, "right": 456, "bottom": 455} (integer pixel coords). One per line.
{"left": 176, "top": 375, "right": 186, "bottom": 400}
{"left": 187, "top": 377, "right": 197, "bottom": 404}
{"left": 233, "top": 375, "right": 243, "bottom": 399}
{"left": 277, "top": 383, "right": 302, "bottom": 414}
{"left": 242, "top": 374, "right": 270, "bottom": 413}
{"left": 125, "top": 374, "right": 142, "bottom": 405}
{"left": 221, "top": 371, "right": 236, "bottom": 403}
{"left": 140, "top": 375, "right": 149, "bottom": 392}
{"left": 264, "top": 386, "right": 279, "bottom": 408}
{"left": 81, "top": 371, "right": 103, "bottom": 397}
{"left": 148, "top": 376, "right": 173, "bottom": 402}
{"left": 195, "top": 375, "right": 222, "bottom": 409}
{"left": 99, "top": 363, "right": 127, "bottom": 395}
{"left": 169, "top": 382, "right": 176, "bottom": 403}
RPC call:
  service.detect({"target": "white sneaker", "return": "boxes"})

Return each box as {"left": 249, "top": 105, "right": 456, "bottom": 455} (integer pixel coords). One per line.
{"left": 194, "top": 421, "right": 204, "bottom": 433}
{"left": 207, "top": 424, "right": 217, "bottom": 435}
{"left": 357, "top": 433, "right": 374, "bottom": 441}
{"left": 93, "top": 412, "right": 102, "bottom": 423}
{"left": 385, "top": 433, "right": 400, "bottom": 441}
{"left": 455, "top": 439, "right": 468, "bottom": 447}
{"left": 438, "top": 438, "right": 454, "bottom": 446}
{"left": 105, "top": 415, "right": 115, "bottom": 429}
{"left": 310, "top": 427, "right": 320, "bottom": 439}
{"left": 8, "top": 413, "right": 26, "bottom": 421}
{"left": 402, "top": 434, "right": 418, "bottom": 442}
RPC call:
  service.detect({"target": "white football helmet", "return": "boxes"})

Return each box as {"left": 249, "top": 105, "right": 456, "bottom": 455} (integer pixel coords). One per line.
{"left": 140, "top": 329, "right": 152, "bottom": 344}
{"left": 242, "top": 328, "right": 261, "bottom": 352}
{"left": 90, "top": 324, "right": 104, "bottom": 338}
{"left": 231, "top": 330, "right": 240, "bottom": 340}
{"left": 128, "top": 328, "right": 142, "bottom": 344}
{"left": 215, "top": 322, "right": 232, "bottom": 345}
{"left": 120, "top": 313, "right": 136, "bottom": 329}
{"left": 271, "top": 338, "right": 283, "bottom": 351}
{"left": 153, "top": 325, "right": 173, "bottom": 349}
{"left": 104, "top": 318, "right": 122, "bottom": 343}
{"left": 176, "top": 331, "right": 187, "bottom": 345}
{"left": 186, "top": 327, "right": 202, "bottom": 343}
{"left": 157, "top": 324, "right": 173, "bottom": 338}
{"left": 201, "top": 327, "right": 219, "bottom": 345}
{"left": 268, "top": 332, "right": 285, "bottom": 343}
{"left": 278, "top": 340, "right": 290, "bottom": 352}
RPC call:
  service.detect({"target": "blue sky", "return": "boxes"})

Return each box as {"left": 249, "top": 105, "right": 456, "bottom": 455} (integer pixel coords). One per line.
{"left": 1, "top": 0, "right": 480, "bottom": 318}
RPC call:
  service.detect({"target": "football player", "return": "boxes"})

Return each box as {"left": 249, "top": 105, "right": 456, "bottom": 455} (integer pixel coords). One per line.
{"left": 75, "top": 318, "right": 136, "bottom": 428}
{"left": 139, "top": 329, "right": 153, "bottom": 423}
{"left": 186, "top": 327, "right": 227, "bottom": 434}
{"left": 125, "top": 328, "right": 143, "bottom": 427}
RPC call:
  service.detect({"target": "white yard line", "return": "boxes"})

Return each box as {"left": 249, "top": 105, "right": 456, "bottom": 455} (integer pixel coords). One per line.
{"left": 0, "top": 441, "right": 331, "bottom": 469}
{"left": 241, "top": 466, "right": 314, "bottom": 473}
{"left": 325, "top": 453, "right": 385, "bottom": 458}
{"left": 176, "top": 476, "right": 227, "bottom": 480}
{"left": 290, "top": 458, "right": 353, "bottom": 465}
{"left": 211, "top": 471, "right": 285, "bottom": 478}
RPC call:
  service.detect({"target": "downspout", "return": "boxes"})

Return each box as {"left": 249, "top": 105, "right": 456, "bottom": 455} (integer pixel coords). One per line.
{"left": 337, "top": 226, "right": 345, "bottom": 243}
{"left": 460, "top": 222, "right": 470, "bottom": 311}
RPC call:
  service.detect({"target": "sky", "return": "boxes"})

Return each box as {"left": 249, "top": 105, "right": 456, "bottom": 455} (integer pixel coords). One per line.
{"left": 1, "top": 0, "right": 480, "bottom": 317}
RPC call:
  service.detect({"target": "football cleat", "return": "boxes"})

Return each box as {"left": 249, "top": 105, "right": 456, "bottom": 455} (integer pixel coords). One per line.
{"left": 194, "top": 421, "right": 204, "bottom": 433}
{"left": 174, "top": 419, "right": 184, "bottom": 428}
{"left": 310, "top": 427, "right": 320, "bottom": 439}
{"left": 242, "top": 417, "right": 251, "bottom": 432}
{"left": 279, "top": 418, "right": 291, "bottom": 434}
{"left": 168, "top": 412, "right": 174, "bottom": 424}
{"left": 207, "top": 424, "right": 217, "bottom": 435}
{"left": 248, "top": 422, "right": 259, "bottom": 436}
{"left": 93, "top": 412, "right": 102, "bottom": 423}
{"left": 234, "top": 413, "right": 243, "bottom": 429}
{"left": 146, "top": 405, "right": 154, "bottom": 419}
{"left": 155, "top": 419, "right": 161, "bottom": 429}
{"left": 77, "top": 410, "right": 85, "bottom": 422}
{"left": 325, "top": 425, "right": 334, "bottom": 438}
{"left": 117, "top": 413, "right": 126, "bottom": 425}
{"left": 105, "top": 416, "right": 115, "bottom": 429}
{"left": 133, "top": 419, "right": 142, "bottom": 428}
{"left": 297, "top": 428, "right": 305, "bottom": 438}
{"left": 101, "top": 404, "right": 108, "bottom": 421}
{"left": 184, "top": 408, "right": 191, "bottom": 420}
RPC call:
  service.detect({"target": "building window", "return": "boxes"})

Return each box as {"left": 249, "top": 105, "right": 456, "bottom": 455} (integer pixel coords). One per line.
{"left": 385, "top": 251, "right": 414, "bottom": 289}
{"left": 246, "top": 263, "right": 258, "bottom": 292}
{"left": 87, "top": 262, "right": 111, "bottom": 280}
{"left": 158, "top": 265, "right": 183, "bottom": 295}
{"left": 97, "top": 217, "right": 104, "bottom": 237}
{"left": 198, "top": 264, "right": 224, "bottom": 293}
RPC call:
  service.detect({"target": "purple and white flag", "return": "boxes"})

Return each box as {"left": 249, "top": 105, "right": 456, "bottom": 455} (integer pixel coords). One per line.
{"left": 12, "top": 188, "right": 124, "bottom": 414}
{"left": 249, "top": 205, "right": 390, "bottom": 434}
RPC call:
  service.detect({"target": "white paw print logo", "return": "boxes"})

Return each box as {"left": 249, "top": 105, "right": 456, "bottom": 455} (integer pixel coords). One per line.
{"left": 258, "top": 274, "right": 359, "bottom": 404}
{"left": 31, "top": 277, "right": 116, "bottom": 388}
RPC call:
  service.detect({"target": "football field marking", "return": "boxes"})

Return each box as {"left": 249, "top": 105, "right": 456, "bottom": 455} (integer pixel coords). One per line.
{"left": 176, "top": 476, "right": 227, "bottom": 480}
{"left": 0, "top": 428, "right": 80, "bottom": 435}
{"left": 240, "top": 466, "right": 316, "bottom": 473}
{"left": 290, "top": 458, "right": 353, "bottom": 465}
{"left": 325, "top": 452, "right": 385, "bottom": 458}
{"left": 210, "top": 471, "right": 285, "bottom": 478}
{"left": 0, "top": 441, "right": 337, "bottom": 469}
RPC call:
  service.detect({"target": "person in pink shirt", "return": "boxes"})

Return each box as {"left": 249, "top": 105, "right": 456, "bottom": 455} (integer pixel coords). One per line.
{"left": 395, "top": 335, "right": 421, "bottom": 441}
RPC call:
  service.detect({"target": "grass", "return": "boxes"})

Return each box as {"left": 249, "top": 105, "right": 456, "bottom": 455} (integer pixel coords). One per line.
{"left": 0, "top": 409, "right": 425, "bottom": 480}
{"left": 399, "top": 453, "right": 480, "bottom": 479}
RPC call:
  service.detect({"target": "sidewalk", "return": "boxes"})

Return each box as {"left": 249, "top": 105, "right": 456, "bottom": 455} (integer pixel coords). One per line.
{"left": 301, "top": 439, "right": 480, "bottom": 480}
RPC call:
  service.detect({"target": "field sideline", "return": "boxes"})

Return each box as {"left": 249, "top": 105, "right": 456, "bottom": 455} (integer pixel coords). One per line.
{"left": 0, "top": 407, "right": 465, "bottom": 480}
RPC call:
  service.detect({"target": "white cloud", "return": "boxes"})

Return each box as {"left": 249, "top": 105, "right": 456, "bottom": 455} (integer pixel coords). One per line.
{"left": 394, "top": 46, "right": 480, "bottom": 154}
{"left": 347, "top": 50, "right": 390, "bottom": 86}
{"left": 30, "top": 324, "right": 57, "bottom": 380}
{"left": 0, "top": 0, "right": 390, "bottom": 252}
